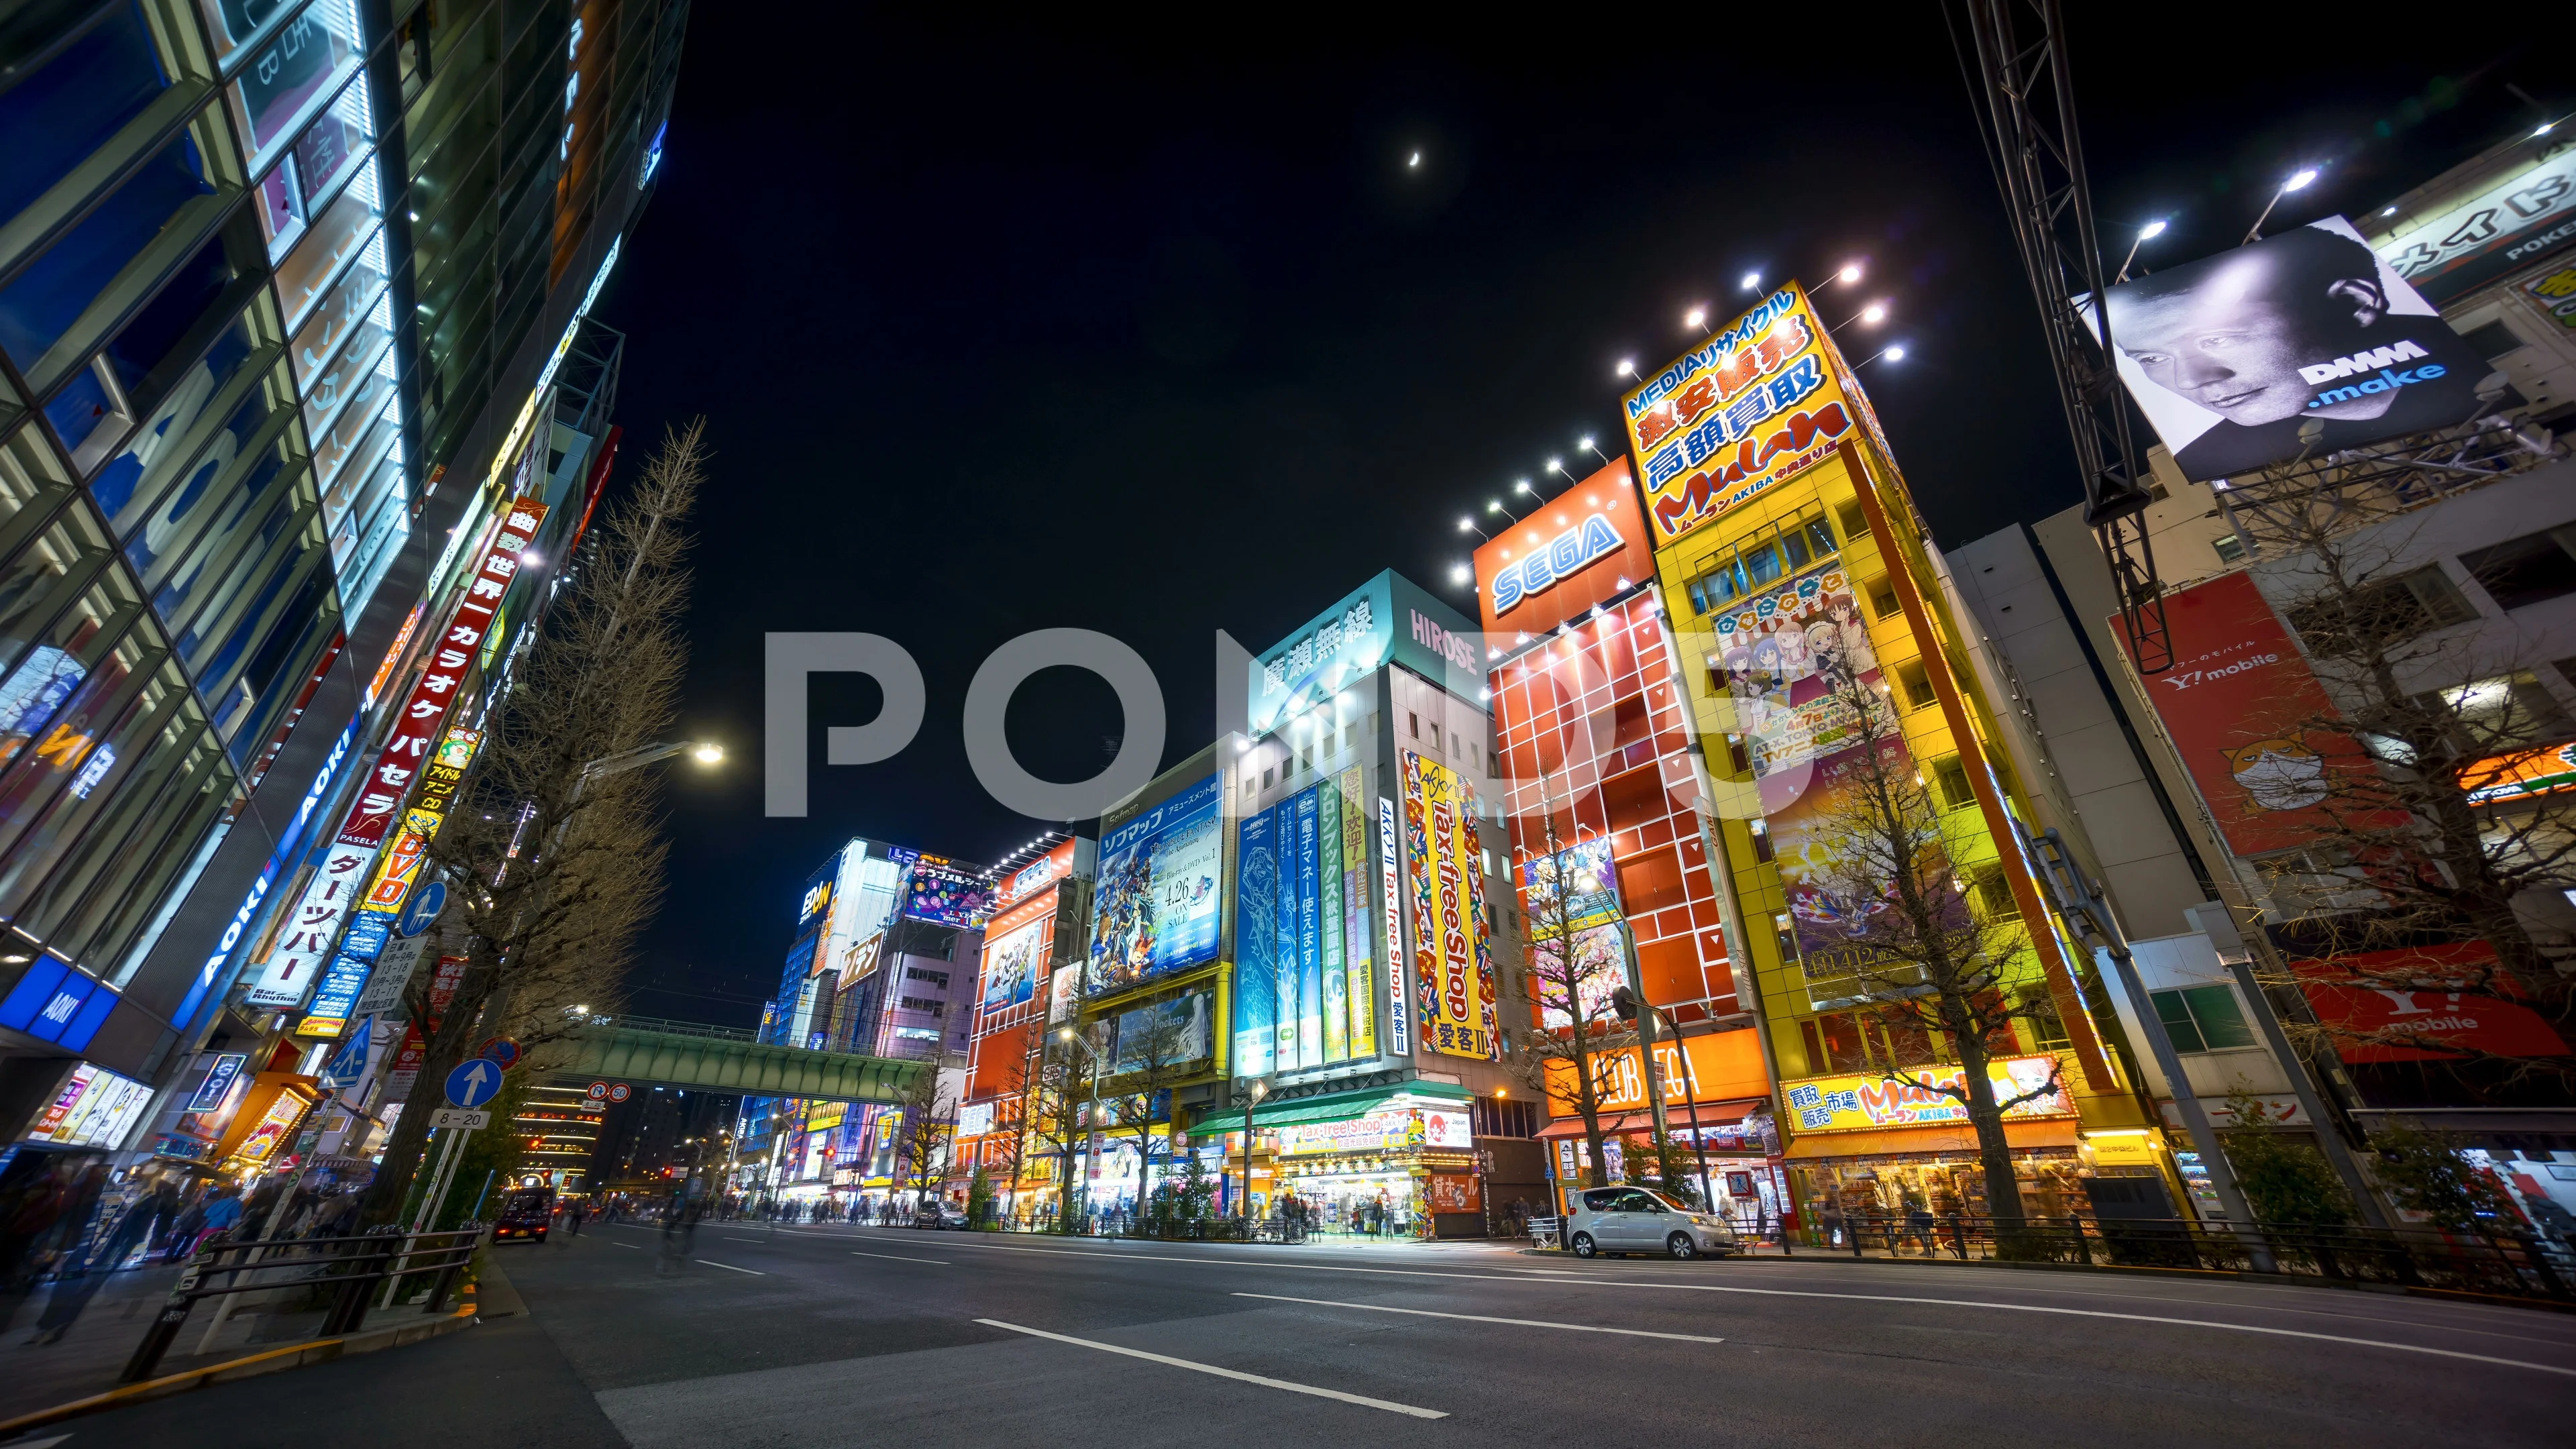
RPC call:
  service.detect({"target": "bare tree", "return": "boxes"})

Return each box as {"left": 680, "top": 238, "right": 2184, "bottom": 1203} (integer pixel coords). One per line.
{"left": 2237, "top": 520, "right": 2576, "bottom": 1079}
{"left": 1793, "top": 661, "right": 2067, "bottom": 1232}
{"left": 1015, "top": 1023, "right": 1101, "bottom": 1230}
{"left": 895, "top": 1064, "right": 958, "bottom": 1216}
{"left": 1097, "top": 996, "right": 1207, "bottom": 1218}
{"left": 1501, "top": 800, "right": 1633, "bottom": 1192}
{"left": 359, "top": 423, "right": 706, "bottom": 1227}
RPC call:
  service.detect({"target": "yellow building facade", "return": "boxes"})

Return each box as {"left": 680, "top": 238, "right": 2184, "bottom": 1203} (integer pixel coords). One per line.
{"left": 1622, "top": 283, "right": 2176, "bottom": 1237}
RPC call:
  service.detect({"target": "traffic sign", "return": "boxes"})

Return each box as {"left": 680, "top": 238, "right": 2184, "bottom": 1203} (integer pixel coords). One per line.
{"left": 585, "top": 1080, "right": 610, "bottom": 1102}
{"left": 430, "top": 1108, "right": 490, "bottom": 1130}
{"left": 607, "top": 1083, "right": 631, "bottom": 1103}
{"left": 444, "top": 1058, "right": 504, "bottom": 1108}
{"left": 397, "top": 880, "right": 447, "bottom": 938}
{"left": 478, "top": 1036, "right": 523, "bottom": 1070}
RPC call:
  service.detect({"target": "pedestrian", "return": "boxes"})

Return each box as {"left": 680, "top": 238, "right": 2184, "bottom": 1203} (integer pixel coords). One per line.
{"left": 570, "top": 1199, "right": 588, "bottom": 1236}
{"left": 28, "top": 1170, "right": 151, "bottom": 1345}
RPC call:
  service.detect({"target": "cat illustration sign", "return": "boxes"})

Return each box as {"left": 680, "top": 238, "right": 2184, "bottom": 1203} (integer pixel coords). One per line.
{"left": 445, "top": 1058, "right": 504, "bottom": 1109}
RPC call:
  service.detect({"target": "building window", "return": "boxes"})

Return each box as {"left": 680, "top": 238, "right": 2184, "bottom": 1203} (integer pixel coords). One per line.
{"left": 2284, "top": 565, "right": 2477, "bottom": 655}
{"left": 1748, "top": 818, "right": 1775, "bottom": 863}
{"left": 2212, "top": 534, "right": 2246, "bottom": 566}
{"left": 1263, "top": 767, "right": 1273, "bottom": 789}
{"left": 1970, "top": 869, "right": 2019, "bottom": 919}
{"left": 2459, "top": 527, "right": 2576, "bottom": 613}
{"left": 1896, "top": 661, "right": 1935, "bottom": 710}
{"left": 1933, "top": 756, "right": 1974, "bottom": 810}
{"left": 1408, "top": 710, "right": 1419, "bottom": 739}
{"left": 2151, "top": 985, "right": 2256, "bottom": 1054}
{"left": 1868, "top": 578, "right": 1902, "bottom": 621}
{"left": 1835, "top": 500, "right": 1869, "bottom": 540}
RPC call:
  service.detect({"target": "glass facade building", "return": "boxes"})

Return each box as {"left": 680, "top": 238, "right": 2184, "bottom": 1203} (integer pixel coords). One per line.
{"left": 0, "top": 0, "right": 687, "bottom": 1152}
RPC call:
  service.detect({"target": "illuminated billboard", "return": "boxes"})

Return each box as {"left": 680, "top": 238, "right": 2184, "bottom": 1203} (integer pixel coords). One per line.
{"left": 1401, "top": 751, "right": 1496, "bottom": 1060}
{"left": 2096, "top": 217, "right": 2489, "bottom": 482}
{"left": 903, "top": 856, "right": 994, "bottom": 926}
{"left": 1233, "top": 768, "right": 1377, "bottom": 1077}
{"left": 1088, "top": 773, "right": 1222, "bottom": 993}
{"left": 1247, "top": 572, "right": 1483, "bottom": 735}
{"left": 1621, "top": 284, "right": 1860, "bottom": 549}
{"left": 1472, "top": 462, "right": 1654, "bottom": 635}
{"left": 1108, "top": 987, "right": 1216, "bottom": 1075}
{"left": 979, "top": 910, "right": 1049, "bottom": 1012}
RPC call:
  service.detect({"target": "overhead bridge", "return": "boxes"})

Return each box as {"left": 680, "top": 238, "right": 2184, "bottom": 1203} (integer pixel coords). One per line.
{"left": 549, "top": 1016, "right": 928, "bottom": 1104}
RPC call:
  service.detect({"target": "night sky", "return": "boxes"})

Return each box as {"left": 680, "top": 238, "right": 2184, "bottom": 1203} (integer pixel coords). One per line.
{"left": 581, "top": 9, "right": 2556, "bottom": 1026}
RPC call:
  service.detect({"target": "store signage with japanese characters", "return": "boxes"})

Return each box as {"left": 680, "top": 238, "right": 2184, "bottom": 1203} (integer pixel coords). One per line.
{"left": 1781, "top": 1054, "right": 2074, "bottom": 1134}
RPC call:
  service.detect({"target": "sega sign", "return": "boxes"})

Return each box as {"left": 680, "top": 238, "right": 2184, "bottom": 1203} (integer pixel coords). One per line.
{"left": 1491, "top": 514, "right": 1621, "bottom": 616}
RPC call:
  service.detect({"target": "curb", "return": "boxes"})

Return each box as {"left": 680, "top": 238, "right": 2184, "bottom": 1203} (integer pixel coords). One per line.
{"left": 1512, "top": 1242, "right": 2576, "bottom": 1313}
{"left": 0, "top": 1293, "right": 479, "bottom": 1438}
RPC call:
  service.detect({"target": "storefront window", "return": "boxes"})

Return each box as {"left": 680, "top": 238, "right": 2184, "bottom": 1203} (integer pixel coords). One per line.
{"left": 1790, "top": 1147, "right": 2085, "bottom": 1239}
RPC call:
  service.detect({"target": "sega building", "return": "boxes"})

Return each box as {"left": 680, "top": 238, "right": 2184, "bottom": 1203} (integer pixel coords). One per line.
{"left": 1220, "top": 570, "right": 1551, "bottom": 1237}
{"left": 1471, "top": 466, "right": 1787, "bottom": 1228}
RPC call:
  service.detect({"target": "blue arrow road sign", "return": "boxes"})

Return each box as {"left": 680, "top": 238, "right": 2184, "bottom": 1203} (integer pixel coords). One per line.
{"left": 445, "top": 1058, "right": 503, "bottom": 1109}
{"left": 398, "top": 880, "right": 447, "bottom": 938}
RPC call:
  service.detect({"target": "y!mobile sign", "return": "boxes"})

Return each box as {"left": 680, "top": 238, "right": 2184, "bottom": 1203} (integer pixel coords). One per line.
{"left": 244, "top": 503, "right": 547, "bottom": 1010}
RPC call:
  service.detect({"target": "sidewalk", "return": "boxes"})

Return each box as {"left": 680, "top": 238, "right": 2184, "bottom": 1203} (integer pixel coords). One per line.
{"left": 0, "top": 1257, "right": 454, "bottom": 1422}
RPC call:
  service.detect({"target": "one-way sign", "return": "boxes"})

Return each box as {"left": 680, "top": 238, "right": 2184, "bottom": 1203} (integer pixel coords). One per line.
{"left": 445, "top": 1058, "right": 504, "bottom": 1108}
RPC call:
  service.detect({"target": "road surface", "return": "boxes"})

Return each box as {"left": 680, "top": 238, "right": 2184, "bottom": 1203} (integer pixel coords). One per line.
{"left": 44, "top": 1219, "right": 2576, "bottom": 1447}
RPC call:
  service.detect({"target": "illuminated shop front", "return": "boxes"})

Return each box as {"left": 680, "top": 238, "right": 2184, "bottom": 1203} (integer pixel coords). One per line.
{"left": 1227, "top": 1083, "right": 1477, "bottom": 1234}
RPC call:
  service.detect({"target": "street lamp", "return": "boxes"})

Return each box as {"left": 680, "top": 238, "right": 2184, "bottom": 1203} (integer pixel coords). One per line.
{"left": 1580, "top": 435, "right": 1615, "bottom": 468}
{"left": 1458, "top": 516, "right": 1487, "bottom": 540}
{"left": 2116, "top": 219, "right": 2167, "bottom": 284}
{"left": 2244, "top": 167, "right": 2318, "bottom": 245}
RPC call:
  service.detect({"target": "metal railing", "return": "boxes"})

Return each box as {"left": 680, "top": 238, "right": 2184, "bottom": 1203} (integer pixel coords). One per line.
{"left": 1803, "top": 1213, "right": 2572, "bottom": 1302}
{"left": 122, "top": 1225, "right": 485, "bottom": 1383}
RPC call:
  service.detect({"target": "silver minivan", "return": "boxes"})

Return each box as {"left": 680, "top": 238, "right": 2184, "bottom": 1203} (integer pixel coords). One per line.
{"left": 1565, "top": 1186, "right": 1739, "bottom": 1259}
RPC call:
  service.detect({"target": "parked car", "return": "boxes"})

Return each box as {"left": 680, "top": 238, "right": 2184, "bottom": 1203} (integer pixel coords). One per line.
{"left": 493, "top": 1187, "right": 555, "bottom": 1243}
{"left": 1564, "top": 1187, "right": 1739, "bottom": 1259}
{"left": 912, "top": 1202, "right": 969, "bottom": 1230}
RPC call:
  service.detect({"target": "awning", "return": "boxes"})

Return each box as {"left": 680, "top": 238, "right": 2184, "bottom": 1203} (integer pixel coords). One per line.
{"left": 1240, "top": 1079, "right": 1472, "bottom": 1130}
{"left": 1536, "top": 1099, "right": 1760, "bottom": 1140}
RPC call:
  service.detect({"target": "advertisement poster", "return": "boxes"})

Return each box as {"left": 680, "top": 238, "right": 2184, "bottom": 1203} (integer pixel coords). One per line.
{"left": 1709, "top": 566, "right": 1890, "bottom": 812}
{"left": 1089, "top": 773, "right": 1222, "bottom": 992}
{"left": 1318, "top": 784, "right": 1348, "bottom": 1062}
{"left": 1110, "top": 988, "right": 1214, "bottom": 1075}
{"left": 2115, "top": 571, "right": 2394, "bottom": 857}
{"left": 979, "top": 915, "right": 1047, "bottom": 1012}
{"left": 1295, "top": 787, "right": 1322, "bottom": 1065}
{"left": 1379, "top": 796, "right": 1409, "bottom": 1054}
{"left": 1783, "top": 1054, "right": 2074, "bottom": 1132}
{"left": 1338, "top": 767, "right": 1377, "bottom": 1058}
{"left": 245, "top": 842, "right": 377, "bottom": 1008}
{"left": 1403, "top": 751, "right": 1497, "bottom": 1059}
{"left": 1542, "top": 1029, "right": 1771, "bottom": 1117}
{"left": 1234, "top": 806, "right": 1281, "bottom": 1075}
{"left": 1046, "top": 961, "right": 1079, "bottom": 1024}
{"left": 904, "top": 856, "right": 994, "bottom": 926}
{"left": 1534, "top": 924, "right": 1625, "bottom": 1032}
{"left": 1766, "top": 737, "right": 1962, "bottom": 979}
{"left": 1621, "top": 283, "right": 1860, "bottom": 547}
{"left": 1275, "top": 1105, "right": 1468, "bottom": 1157}
{"left": 2375, "top": 154, "right": 2576, "bottom": 304}
{"left": 2096, "top": 217, "right": 2489, "bottom": 481}
{"left": 1519, "top": 837, "right": 1623, "bottom": 938}
{"left": 1273, "top": 795, "right": 1298, "bottom": 1069}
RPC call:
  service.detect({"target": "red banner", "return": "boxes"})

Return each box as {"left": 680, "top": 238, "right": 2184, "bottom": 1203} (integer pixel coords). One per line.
{"left": 2117, "top": 572, "right": 2383, "bottom": 857}
{"left": 339, "top": 502, "right": 546, "bottom": 847}
{"left": 2295, "top": 945, "right": 2571, "bottom": 1062}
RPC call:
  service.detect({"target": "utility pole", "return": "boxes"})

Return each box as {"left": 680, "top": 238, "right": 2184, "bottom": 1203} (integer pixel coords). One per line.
{"left": 2017, "top": 821, "right": 2273, "bottom": 1271}
{"left": 1611, "top": 924, "right": 1670, "bottom": 1177}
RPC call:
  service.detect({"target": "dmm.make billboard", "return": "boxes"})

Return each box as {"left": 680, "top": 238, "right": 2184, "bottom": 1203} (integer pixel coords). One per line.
{"left": 1246, "top": 571, "right": 1482, "bottom": 735}
{"left": 1402, "top": 750, "right": 1495, "bottom": 1060}
{"left": 1234, "top": 768, "right": 1378, "bottom": 1077}
{"left": 1089, "top": 773, "right": 1222, "bottom": 994}
{"left": 1620, "top": 283, "right": 1860, "bottom": 550}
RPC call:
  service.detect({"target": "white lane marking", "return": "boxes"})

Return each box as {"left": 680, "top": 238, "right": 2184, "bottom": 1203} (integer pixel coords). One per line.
{"left": 850, "top": 1250, "right": 948, "bottom": 1265}
{"left": 610, "top": 1242, "right": 643, "bottom": 1250}
{"left": 1234, "top": 1292, "right": 1725, "bottom": 1344}
{"left": 724, "top": 1237, "right": 766, "bottom": 1244}
{"left": 921, "top": 1238, "right": 2576, "bottom": 1379}
{"left": 973, "top": 1318, "right": 1446, "bottom": 1418}
{"left": 696, "top": 1259, "right": 765, "bottom": 1276}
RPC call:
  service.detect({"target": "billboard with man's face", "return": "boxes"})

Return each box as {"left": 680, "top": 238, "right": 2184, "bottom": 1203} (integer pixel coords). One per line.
{"left": 2097, "top": 217, "right": 2490, "bottom": 482}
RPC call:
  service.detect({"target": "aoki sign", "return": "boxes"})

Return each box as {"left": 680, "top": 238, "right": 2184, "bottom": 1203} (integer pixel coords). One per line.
{"left": 1489, "top": 513, "right": 1623, "bottom": 616}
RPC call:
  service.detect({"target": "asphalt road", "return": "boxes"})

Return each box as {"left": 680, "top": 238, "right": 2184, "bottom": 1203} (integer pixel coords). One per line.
{"left": 34, "top": 1220, "right": 2576, "bottom": 1448}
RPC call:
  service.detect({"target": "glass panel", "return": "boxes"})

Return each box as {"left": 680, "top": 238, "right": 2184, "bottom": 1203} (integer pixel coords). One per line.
{"left": 2150, "top": 989, "right": 2210, "bottom": 1055}
{"left": 85, "top": 303, "right": 263, "bottom": 515}
{"left": 196, "top": 0, "right": 317, "bottom": 70}
{"left": 180, "top": 525, "right": 320, "bottom": 697}
{"left": 290, "top": 71, "right": 374, "bottom": 214}
{"left": 0, "top": 3, "right": 169, "bottom": 225}
{"left": 297, "top": 313, "right": 390, "bottom": 443}
{"left": 1780, "top": 527, "right": 1811, "bottom": 572}
{"left": 95, "top": 352, "right": 282, "bottom": 537}
{"left": 0, "top": 136, "right": 215, "bottom": 376}
{"left": 17, "top": 659, "right": 207, "bottom": 931}
{"left": 223, "top": 0, "right": 360, "bottom": 163}
{"left": 0, "top": 513, "right": 123, "bottom": 761}
{"left": 252, "top": 154, "right": 304, "bottom": 256}
{"left": 1805, "top": 517, "right": 1839, "bottom": 559}
{"left": 0, "top": 425, "right": 77, "bottom": 560}
{"left": 271, "top": 182, "right": 380, "bottom": 333}
{"left": 0, "top": 627, "right": 180, "bottom": 918}
{"left": 2178, "top": 985, "right": 2257, "bottom": 1051}
{"left": 215, "top": 566, "right": 331, "bottom": 750}
{"left": 97, "top": 233, "right": 241, "bottom": 398}
{"left": 1742, "top": 542, "right": 1784, "bottom": 588}
{"left": 128, "top": 430, "right": 295, "bottom": 613}
{"left": 287, "top": 238, "right": 387, "bottom": 393}
{"left": 104, "top": 767, "right": 234, "bottom": 984}
{"left": 314, "top": 399, "right": 393, "bottom": 527}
